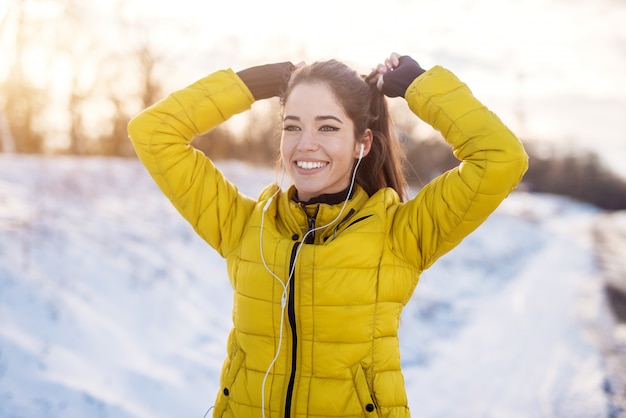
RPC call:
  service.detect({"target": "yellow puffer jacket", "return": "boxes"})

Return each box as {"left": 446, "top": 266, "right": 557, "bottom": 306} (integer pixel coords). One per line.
{"left": 128, "top": 66, "right": 528, "bottom": 418}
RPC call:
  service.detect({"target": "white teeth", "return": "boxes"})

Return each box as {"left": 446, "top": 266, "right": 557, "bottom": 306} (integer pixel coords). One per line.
{"left": 297, "top": 161, "right": 327, "bottom": 170}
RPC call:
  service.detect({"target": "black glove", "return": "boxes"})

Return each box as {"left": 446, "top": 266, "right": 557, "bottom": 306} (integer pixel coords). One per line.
{"left": 381, "top": 56, "right": 425, "bottom": 98}
{"left": 237, "top": 62, "right": 295, "bottom": 100}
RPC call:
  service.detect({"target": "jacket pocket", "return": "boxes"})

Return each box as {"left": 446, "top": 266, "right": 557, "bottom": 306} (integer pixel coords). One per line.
{"left": 332, "top": 214, "right": 375, "bottom": 241}
{"left": 213, "top": 348, "right": 246, "bottom": 417}
{"left": 352, "top": 363, "right": 380, "bottom": 417}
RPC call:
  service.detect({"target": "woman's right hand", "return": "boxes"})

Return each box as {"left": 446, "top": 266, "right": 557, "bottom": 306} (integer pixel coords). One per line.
{"left": 237, "top": 62, "right": 296, "bottom": 100}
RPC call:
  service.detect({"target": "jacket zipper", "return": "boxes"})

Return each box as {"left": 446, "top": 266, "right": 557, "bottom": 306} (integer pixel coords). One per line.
{"left": 285, "top": 204, "right": 318, "bottom": 417}
{"left": 301, "top": 204, "right": 319, "bottom": 245}
{"left": 284, "top": 241, "right": 300, "bottom": 418}
{"left": 288, "top": 203, "right": 355, "bottom": 415}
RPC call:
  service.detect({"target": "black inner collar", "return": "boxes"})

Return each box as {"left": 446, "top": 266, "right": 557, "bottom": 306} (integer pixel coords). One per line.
{"left": 294, "top": 186, "right": 352, "bottom": 206}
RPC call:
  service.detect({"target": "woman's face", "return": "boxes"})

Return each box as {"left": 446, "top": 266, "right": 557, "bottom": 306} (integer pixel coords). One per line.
{"left": 281, "top": 82, "right": 369, "bottom": 202}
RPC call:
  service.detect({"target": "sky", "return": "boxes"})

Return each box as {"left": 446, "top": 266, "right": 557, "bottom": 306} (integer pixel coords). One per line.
{"left": 0, "top": 155, "right": 621, "bottom": 417}
{"left": 1, "top": 0, "right": 625, "bottom": 176}
{"left": 129, "top": 0, "right": 626, "bottom": 176}
{"left": 115, "top": 0, "right": 626, "bottom": 94}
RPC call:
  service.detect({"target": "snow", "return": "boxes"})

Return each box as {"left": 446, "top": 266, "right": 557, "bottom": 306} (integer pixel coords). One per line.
{"left": 0, "top": 154, "right": 618, "bottom": 417}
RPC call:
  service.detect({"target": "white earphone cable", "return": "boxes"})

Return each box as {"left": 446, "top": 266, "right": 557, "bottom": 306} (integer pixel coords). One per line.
{"left": 259, "top": 144, "right": 364, "bottom": 417}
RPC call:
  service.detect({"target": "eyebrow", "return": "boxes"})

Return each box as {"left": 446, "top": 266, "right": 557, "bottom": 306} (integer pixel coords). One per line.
{"left": 283, "top": 115, "right": 344, "bottom": 124}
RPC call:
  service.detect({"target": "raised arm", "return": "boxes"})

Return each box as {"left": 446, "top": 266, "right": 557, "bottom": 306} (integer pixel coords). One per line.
{"left": 127, "top": 68, "right": 260, "bottom": 256}
{"left": 374, "top": 54, "right": 528, "bottom": 270}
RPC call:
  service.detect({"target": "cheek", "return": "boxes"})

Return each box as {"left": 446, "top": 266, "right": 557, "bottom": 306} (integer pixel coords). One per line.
{"left": 334, "top": 139, "right": 358, "bottom": 162}
{"left": 279, "top": 137, "right": 294, "bottom": 163}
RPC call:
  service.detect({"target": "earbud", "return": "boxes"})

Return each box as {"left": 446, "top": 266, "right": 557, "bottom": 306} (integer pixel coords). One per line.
{"left": 358, "top": 143, "right": 364, "bottom": 159}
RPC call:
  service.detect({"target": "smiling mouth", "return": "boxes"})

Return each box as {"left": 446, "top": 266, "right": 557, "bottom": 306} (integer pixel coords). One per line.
{"left": 296, "top": 161, "right": 328, "bottom": 170}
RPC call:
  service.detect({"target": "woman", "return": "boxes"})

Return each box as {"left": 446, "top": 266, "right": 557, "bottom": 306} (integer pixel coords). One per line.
{"left": 128, "top": 53, "right": 528, "bottom": 418}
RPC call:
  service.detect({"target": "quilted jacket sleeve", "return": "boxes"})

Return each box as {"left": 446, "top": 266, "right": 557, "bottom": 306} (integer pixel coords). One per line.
{"left": 127, "top": 69, "right": 257, "bottom": 257}
{"left": 393, "top": 66, "right": 528, "bottom": 270}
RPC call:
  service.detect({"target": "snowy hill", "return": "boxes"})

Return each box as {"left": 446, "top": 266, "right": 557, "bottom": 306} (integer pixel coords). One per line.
{"left": 0, "top": 155, "right": 621, "bottom": 417}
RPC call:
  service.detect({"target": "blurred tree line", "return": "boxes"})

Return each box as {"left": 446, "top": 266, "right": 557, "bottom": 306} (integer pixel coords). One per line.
{"left": 0, "top": 0, "right": 159, "bottom": 156}
{"left": 193, "top": 102, "right": 626, "bottom": 211}
{"left": 1, "top": 0, "right": 625, "bottom": 210}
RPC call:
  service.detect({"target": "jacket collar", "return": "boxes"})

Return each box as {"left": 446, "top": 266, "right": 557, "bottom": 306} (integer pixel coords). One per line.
{"left": 278, "top": 185, "right": 371, "bottom": 244}
{"left": 293, "top": 186, "right": 353, "bottom": 206}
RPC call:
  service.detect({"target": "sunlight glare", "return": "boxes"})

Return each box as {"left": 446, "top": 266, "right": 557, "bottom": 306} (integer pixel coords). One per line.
{"left": 22, "top": 0, "right": 64, "bottom": 18}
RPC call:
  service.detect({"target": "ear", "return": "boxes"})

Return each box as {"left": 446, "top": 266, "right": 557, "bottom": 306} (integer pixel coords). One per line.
{"left": 355, "top": 129, "right": 373, "bottom": 158}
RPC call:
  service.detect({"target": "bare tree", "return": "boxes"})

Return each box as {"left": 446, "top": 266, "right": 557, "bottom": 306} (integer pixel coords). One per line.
{"left": 91, "top": 33, "right": 165, "bottom": 156}
{"left": 0, "top": 112, "right": 14, "bottom": 153}
{"left": 135, "top": 43, "right": 163, "bottom": 110}
{"left": 0, "top": 3, "right": 16, "bottom": 153}
{"left": 52, "top": 0, "right": 103, "bottom": 155}
{"left": 0, "top": 0, "right": 45, "bottom": 153}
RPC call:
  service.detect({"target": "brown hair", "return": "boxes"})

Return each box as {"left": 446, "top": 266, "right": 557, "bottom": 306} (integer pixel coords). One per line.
{"left": 281, "top": 60, "right": 408, "bottom": 201}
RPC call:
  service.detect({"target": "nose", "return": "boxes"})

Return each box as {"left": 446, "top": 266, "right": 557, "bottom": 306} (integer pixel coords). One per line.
{"left": 297, "top": 128, "right": 318, "bottom": 151}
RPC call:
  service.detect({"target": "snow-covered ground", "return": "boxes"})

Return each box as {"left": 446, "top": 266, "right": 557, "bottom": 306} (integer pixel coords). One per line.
{"left": 0, "top": 155, "right": 622, "bottom": 417}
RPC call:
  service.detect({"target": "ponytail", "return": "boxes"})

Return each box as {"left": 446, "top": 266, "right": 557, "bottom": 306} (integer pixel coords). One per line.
{"left": 355, "top": 85, "right": 408, "bottom": 201}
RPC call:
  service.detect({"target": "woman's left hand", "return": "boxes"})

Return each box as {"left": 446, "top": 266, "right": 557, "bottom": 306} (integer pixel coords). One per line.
{"left": 368, "top": 53, "right": 425, "bottom": 98}
{"left": 368, "top": 52, "right": 401, "bottom": 90}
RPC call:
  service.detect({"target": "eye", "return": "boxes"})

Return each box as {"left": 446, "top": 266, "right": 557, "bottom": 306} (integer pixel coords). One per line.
{"left": 282, "top": 124, "right": 301, "bottom": 132}
{"left": 319, "top": 125, "right": 339, "bottom": 132}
